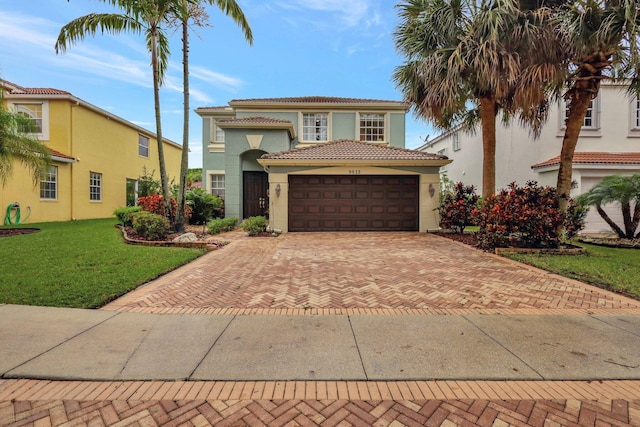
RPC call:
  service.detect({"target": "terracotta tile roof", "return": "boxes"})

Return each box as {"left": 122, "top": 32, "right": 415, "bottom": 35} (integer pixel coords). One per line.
{"left": 230, "top": 96, "right": 406, "bottom": 106}
{"left": 2, "top": 79, "right": 70, "bottom": 95}
{"left": 532, "top": 152, "right": 640, "bottom": 169}
{"left": 218, "top": 116, "right": 293, "bottom": 125}
{"left": 50, "top": 149, "right": 75, "bottom": 161}
{"left": 261, "top": 139, "right": 447, "bottom": 161}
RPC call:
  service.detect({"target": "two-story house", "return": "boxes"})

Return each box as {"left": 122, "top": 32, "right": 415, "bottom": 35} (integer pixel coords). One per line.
{"left": 196, "top": 97, "right": 450, "bottom": 232}
{"left": 1, "top": 79, "right": 182, "bottom": 223}
{"left": 420, "top": 83, "right": 640, "bottom": 233}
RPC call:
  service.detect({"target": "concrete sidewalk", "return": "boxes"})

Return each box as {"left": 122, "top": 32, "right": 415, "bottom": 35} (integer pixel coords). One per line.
{"left": 2, "top": 304, "right": 639, "bottom": 382}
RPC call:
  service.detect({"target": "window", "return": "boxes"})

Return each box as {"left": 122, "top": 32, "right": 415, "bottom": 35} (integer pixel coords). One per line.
{"left": 14, "top": 103, "right": 43, "bottom": 133}
{"left": 452, "top": 133, "right": 461, "bottom": 151}
{"left": 562, "top": 98, "right": 598, "bottom": 129}
{"left": 359, "top": 113, "right": 385, "bottom": 142}
{"left": 633, "top": 96, "right": 640, "bottom": 129}
{"left": 214, "top": 121, "right": 225, "bottom": 142}
{"left": 210, "top": 174, "right": 225, "bottom": 198}
{"left": 126, "top": 179, "right": 138, "bottom": 207}
{"left": 90, "top": 172, "right": 102, "bottom": 201}
{"left": 302, "top": 113, "right": 328, "bottom": 142}
{"left": 40, "top": 166, "right": 57, "bottom": 200}
{"left": 138, "top": 135, "right": 149, "bottom": 157}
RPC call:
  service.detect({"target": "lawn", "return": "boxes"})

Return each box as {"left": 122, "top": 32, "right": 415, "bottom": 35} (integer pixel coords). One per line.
{"left": 0, "top": 218, "right": 206, "bottom": 308}
{"left": 504, "top": 242, "right": 640, "bottom": 300}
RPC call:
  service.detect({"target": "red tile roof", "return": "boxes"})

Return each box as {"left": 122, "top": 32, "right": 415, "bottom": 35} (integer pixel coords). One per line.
{"left": 532, "top": 152, "right": 640, "bottom": 169}
{"left": 230, "top": 96, "right": 406, "bottom": 106}
{"left": 218, "top": 116, "right": 293, "bottom": 125}
{"left": 261, "top": 139, "right": 447, "bottom": 161}
{"left": 50, "top": 149, "right": 75, "bottom": 161}
{"left": 2, "top": 79, "right": 71, "bottom": 95}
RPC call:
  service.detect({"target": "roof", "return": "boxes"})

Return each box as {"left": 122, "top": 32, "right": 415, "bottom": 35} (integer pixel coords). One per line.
{"left": 532, "top": 152, "right": 640, "bottom": 169}
{"left": 229, "top": 96, "right": 406, "bottom": 106}
{"left": 1, "top": 79, "right": 71, "bottom": 96}
{"left": 50, "top": 149, "right": 75, "bottom": 163}
{"left": 218, "top": 116, "right": 293, "bottom": 125}
{"left": 261, "top": 139, "right": 447, "bottom": 161}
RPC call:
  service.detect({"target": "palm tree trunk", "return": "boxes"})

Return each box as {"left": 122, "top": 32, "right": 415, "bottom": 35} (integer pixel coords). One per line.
{"left": 596, "top": 205, "right": 626, "bottom": 238}
{"left": 479, "top": 96, "right": 497, "bottom": 199}
{"left": 151, "top": 27, "right": 173, "bottom": 223}
{"left": 175, "top": 16, "right": 190, "bottom": 233}
{"left": 556, "top": 92, "right": 592, "bottom": 215}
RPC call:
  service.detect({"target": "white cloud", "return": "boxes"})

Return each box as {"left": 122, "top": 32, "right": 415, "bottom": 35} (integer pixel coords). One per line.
{"left": 275, "top": 0, "right": 372, "bottom": 28}
{"left": 190, "top": 66, "right": 244, "bottom": 92}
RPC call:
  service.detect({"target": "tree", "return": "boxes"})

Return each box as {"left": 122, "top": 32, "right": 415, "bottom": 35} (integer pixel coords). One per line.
{"left": 56, "top": 0, "right": 190, "bottom": 223}
{"left": 578, "top": 174, "right": 640, "bottom": 239}
{"left": 393, "top": 0, "right": 565, "bottom": 198}
{"left": 171, "top": 0, "right": 252, "bottom": 231}
{"left": 554, "top": 0, "right": 640, "bottom": 215}
{"left": 0, "top": 86, "right": 51, "bottom": 186}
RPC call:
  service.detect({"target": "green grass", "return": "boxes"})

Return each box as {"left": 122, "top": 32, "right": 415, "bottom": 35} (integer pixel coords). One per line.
{"left": 504, "top": 242, "right": 640, "bottom": 300}
{"left": 0, "top": 218, "right": 205, "bottom": 308}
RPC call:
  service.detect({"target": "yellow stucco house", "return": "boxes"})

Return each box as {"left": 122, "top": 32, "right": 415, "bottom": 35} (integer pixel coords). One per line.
{"left": 1, "top": 79, "right": 182, "bottom": 223}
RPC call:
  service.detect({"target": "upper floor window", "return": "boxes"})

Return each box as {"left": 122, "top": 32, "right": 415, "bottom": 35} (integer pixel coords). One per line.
{"left": 10, "top": 101, "right": 49, "bottom": 140}
{"left": 302, "top": 113, "right": 328, "bottom": 142}
{"left": 452, "top": 133, "right": 461, "bottom": 151}
{"left": 138, "top": 135, "right": 149, "bottom": 158}
{"left": 632, "top": 96, "right": 640, "bottom": 129}
{"left": 89, "top": 172, "right": 102, "bottom": 201}
{"left": 210, "top": 174, "right": 225, "bottom": 198}
{"left": 40, "top": 165, "right": 57, "bottom": 200}
{"left": 359, "top": 113, "right": 385, "bottom": 142}
{"left": 561, "top": 98, "right": 598, "bottom": 129}
{"left": 213, "top": 121, "right": 225, "bottom": 142}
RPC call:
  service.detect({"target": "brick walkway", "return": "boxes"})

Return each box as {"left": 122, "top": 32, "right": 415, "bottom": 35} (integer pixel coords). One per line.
{"left": 5, "top": 233, "right": 640, "bottom": 426}
{"left": 103, "top": 233, "right": 640, "bottom": 315}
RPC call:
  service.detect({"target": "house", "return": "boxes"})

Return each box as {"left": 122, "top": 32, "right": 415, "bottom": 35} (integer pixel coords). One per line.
{"left": 419, "top": 82, "right": 640, "bottom": 233}
{"left": 0, "top": 79, "right": 182, "bottom": 224}
{"left": 196, "top": 97, "right": 450, "bottom": 232}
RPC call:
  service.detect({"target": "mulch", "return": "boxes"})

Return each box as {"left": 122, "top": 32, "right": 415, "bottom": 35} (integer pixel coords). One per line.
{"left": 0, "top": 228, "right": 40, "bottom": 237}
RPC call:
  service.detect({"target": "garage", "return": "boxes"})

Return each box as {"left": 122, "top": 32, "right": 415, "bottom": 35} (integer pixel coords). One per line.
{"left": 288, "top": 175, "right": 418, "bottom": 231}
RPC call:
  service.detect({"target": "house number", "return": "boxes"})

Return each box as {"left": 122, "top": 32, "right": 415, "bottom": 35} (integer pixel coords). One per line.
{"left": 349, "top": 170, "right": 361, "bottom": 175}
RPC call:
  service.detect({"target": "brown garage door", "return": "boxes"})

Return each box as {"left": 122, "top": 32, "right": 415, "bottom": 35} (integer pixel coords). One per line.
{"left": 288, "top": 175, "right": 418, "bottom": 231}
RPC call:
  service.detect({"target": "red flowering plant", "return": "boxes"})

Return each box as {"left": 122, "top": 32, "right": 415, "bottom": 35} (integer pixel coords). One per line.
{"left": 476, "top": 181, "right": 566, "bottom": 249}
{"left": 437, "top": 182, "right": 480, "bottom": 233}
{"left": 137, "top": 195, "right": 192, "bottom": 226}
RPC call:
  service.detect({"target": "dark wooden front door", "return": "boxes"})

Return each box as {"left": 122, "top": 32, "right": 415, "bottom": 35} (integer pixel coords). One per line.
{"left": 288, "top": 175, "right": 419, "bottom": 231}
{"left": 243, "top": 171, "right": 269, "bottom": 218}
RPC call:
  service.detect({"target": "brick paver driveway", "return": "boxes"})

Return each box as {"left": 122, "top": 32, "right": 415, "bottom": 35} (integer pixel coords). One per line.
{"left": 104, "top": 232, "right": 639, "bottom": 314}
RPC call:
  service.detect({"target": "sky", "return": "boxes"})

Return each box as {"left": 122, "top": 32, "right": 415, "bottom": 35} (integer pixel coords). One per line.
{"left": 0, "top": 0, "right": 436, "bottom": 168}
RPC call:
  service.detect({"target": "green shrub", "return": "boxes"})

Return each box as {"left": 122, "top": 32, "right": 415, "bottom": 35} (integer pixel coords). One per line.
{"left": 241, "top": 216, "right": 266, "bottom": 236}
{"left": 113, "top": 206, "right": 142, "bottom": 227}
{"left": 206, "top": 217, "right": 238, "bottom": 234}
{"left": 186, "top": 188, "right": 224, "bottom": 224}
{"left": 437, "top": 182, "right": 480, "bottom": 233}
{"left": 131, "top": 211, "right": 170, "bottom": 241}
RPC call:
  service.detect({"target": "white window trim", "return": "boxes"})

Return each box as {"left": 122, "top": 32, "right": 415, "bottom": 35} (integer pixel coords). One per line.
{"left": 40, "top": 165, "right": 58, "bottom": 200}
{"left": 299, "top": 112, "right": 332, "bottom": 143}
{"left": 558, "top": 96, "right": 601, "bottom": 136}
{"left": 629, "top": 95, "right": 640, "bottom": 137}
{"left": 452, "top": 133, "right": 461, "bottom": 151}
{"left": 356, "top": 112, "right": 389, "bottom": 143}
{"left": 89, "top": 171, "right": 102, "bottom": 202}
{"left": 211, "top": 119, "right": 225, "bottom": 143}
{"left": 9, "top": 100, "right": 50, "bottom": 141}
{"left": 207, "top": 170, "right": 225, "bottom": 198}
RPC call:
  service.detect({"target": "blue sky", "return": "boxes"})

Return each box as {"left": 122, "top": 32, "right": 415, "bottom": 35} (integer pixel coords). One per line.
{"left": 0, "top": 0, "right": 435, "bottom": 167}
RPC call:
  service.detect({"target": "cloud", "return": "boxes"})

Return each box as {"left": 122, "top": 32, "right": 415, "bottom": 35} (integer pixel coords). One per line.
{"left": 272, "top": 0, "right": 380, "bottom": 29}
{"left": 190, "top": 66, "right": 244, "bottom": 93}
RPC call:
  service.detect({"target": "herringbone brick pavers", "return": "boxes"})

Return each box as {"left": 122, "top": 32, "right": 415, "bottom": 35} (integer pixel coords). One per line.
{"left": 103, "top": 233, "right": 640, "bottom": 314}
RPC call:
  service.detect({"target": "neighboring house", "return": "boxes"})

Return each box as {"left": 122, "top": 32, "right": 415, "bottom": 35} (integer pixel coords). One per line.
{"left": 0, "top": 79, "right": 182, "bottom": 223}
{"left": 420, "top": 82, "right": 640, "bottom": 233}
{"left": 196, "top": 97, "right": 450, "bottom": 232}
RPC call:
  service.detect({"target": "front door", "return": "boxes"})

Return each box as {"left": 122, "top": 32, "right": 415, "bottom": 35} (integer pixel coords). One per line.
{"left": 243, "top": 171, "right": 268, "bottom": 218}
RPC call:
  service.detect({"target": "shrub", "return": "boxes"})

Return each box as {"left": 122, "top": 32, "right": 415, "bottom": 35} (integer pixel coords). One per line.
{"left": 437, "top": 182, "right": 479, "bottom": 233}
{"left": 564, "top": 200, "right": 588, "bottom": 240}
{"left": 131, "top": 211, "right": 170, "bottom": 241}
{"left": 137, "top": 194, "right": 191, "bottom": 224}
{"left": 137, "top": 167, "right": 161, "bottom": 197}
{"left": 186, "top": 188, "right": 224, "bottom": 225}
{"left": 241, "top": 216, "right": 266, "bottom": 236}
{"left": 476, "top": 181, "right": 566, "bottom": 249}
{"left": 206, "top": 217, "right": 239, "bottom": 234}
{"left": 113, "top": 206, "right": 142, "bottom": 227}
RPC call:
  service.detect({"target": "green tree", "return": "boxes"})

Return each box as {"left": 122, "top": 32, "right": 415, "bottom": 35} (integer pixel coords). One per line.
{"left": 56, "top": 0, "right": 189, "bottom": 223}
{"left": 171, "top": 0, "right": 252, "bottom": 231}
{"left": 552, "top": 0, "right": 640, "bottom": 216}
{"left": 0, "top": 86, "right": 51, "bottom": 186}
{"left": 393, "top": 0, "right": 564, "bottom": 198}
{"left": 578, "top": 174, "right": 640, "bottom": 239}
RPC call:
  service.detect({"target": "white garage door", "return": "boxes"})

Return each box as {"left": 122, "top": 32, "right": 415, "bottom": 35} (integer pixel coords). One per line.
{"left": 580, "top": 177, "right": 624, "bottom": 234}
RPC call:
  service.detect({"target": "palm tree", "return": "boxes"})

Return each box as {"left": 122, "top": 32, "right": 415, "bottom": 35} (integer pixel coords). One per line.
{"left": 172, "top": 0, "right": 252, "bottom": 231}
{"left": 554, "top": 0, "right": 640, "bottom": 215}
{"left": 0, "top": 87, "right": 51, "bottom": 186}
{"left": 393, "top": 0, "right": 565, "bottom": 198}
{"left": 578, "top": 174, "right": 640, "bottom": 239}
{"left": 56, "top": 0, "right": 189, "bottom": 223}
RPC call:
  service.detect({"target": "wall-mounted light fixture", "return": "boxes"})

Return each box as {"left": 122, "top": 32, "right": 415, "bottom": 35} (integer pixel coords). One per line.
{"left": 428, "top": 183, "right": 435, "bottom": 198}
{"left": 275, "top": 183, "right": 281, "bottom": 198}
